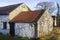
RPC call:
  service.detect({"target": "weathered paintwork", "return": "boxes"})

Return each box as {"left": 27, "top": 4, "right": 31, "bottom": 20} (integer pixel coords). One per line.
{"left": 15, "top": 23, "right": 35, "bottom": 38}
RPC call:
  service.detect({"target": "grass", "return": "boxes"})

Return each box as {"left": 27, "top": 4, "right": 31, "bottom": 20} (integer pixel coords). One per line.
{"left": 0, "top": 27, "right": 60, "bottom": 40}
{"left": 0, "top": 33, "right": 30, "bottom": 40}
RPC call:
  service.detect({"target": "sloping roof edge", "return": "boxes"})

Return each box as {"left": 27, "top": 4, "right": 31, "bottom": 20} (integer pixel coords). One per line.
{"left": 10, "top": 9, "right": 45, "bottom": 23}
{"left": 0, "top": 3, "right": 23, "bottom": 15}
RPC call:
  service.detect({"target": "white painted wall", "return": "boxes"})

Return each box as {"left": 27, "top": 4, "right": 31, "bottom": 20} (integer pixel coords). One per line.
{"left": 0, "top": 16, "right": 35, "bottom": 38}
{"left": 0, "top": 15, "right": 35, "bottom": 38}
{"left": 15, "top": 23, "right": 35, "bottom": 38}
{"left": 0, "top": 15, "right": 9, "bottom": 29}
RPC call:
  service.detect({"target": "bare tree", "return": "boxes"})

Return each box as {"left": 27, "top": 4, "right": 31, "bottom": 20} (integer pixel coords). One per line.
{"left": 35, "top": 2, "right": 56, "bottom": 13}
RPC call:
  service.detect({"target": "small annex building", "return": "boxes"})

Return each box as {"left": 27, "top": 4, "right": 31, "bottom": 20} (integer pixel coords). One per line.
{"left": 9, "top": 9, "right": 53, "bottom": 38}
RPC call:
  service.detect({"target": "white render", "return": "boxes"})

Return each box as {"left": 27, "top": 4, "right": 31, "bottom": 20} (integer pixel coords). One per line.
{"left": 0, "top": 15, "right": 9, "bottom": 29}
{"left": 0, "top": 15, "right": 35, "bottom": 38}
{"left": 15, "top": 23, "right": 35, "bottom": 38}
{"left": 0, "top": 17, "right": 35, "bottom": 38}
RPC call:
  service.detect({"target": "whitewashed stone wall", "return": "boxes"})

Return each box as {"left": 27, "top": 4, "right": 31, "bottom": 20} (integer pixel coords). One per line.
{"left": 15, "top": 23, "right": 35, "bottom": 38}
{"left": 0, "top": 15, "right": 9, "bottom": 29}
{"left": 0, "top": 16, "right": 35, "bottom": 38}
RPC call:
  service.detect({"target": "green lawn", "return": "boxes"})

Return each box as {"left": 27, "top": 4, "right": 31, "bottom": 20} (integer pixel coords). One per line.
{"left": 0, "top": 33, "right": 30, "bottom": 40}
{"left": 0, "top": 27, "right": 60, "bottom": 40}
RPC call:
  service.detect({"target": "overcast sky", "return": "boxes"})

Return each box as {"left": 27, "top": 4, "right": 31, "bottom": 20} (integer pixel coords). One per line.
{"left": 0, "top": 0, "right": 60, "bottom": 10}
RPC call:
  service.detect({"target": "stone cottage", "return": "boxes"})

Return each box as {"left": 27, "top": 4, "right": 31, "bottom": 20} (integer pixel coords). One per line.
{"left": 9, "top": 9, "right": 53, "bottom": 38}
{"left": 0, "top": 3, "right": 30, "bottom": 29}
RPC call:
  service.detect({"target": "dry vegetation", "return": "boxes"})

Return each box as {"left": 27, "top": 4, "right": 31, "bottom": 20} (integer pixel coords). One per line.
{"left": 0, "top": 27, "right": 60, "bottom": 40}
{"left": 39, "top": 27, "right": 60, "bottom": 40}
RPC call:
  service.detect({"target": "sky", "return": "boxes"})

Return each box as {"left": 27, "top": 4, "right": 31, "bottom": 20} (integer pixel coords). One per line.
{"left": 0, "top": 0, "right": 60, "bottom": 10}
{"left": 0, "top": 0, "right": 60, "bottom": 15}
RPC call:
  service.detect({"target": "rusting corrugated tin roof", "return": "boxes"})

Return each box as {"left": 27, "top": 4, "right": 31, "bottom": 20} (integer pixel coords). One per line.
{"left": 10, "top": 10, "right": 45, "bottom": 23}
{"left": 0, "top": 3, "right": 22, "bottom": 15}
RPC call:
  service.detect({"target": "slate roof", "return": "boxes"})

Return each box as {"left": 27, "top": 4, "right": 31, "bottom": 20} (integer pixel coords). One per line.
{"left": 0, "top": 3, "right": 22, "bottom": 15}
{"left": 10, "top": 10, "right": 45, "bottom": 23}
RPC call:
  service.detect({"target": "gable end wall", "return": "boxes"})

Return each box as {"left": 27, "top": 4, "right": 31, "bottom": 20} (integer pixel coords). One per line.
{"left": 37, "top": 10, "right": 53, "bottom": 37}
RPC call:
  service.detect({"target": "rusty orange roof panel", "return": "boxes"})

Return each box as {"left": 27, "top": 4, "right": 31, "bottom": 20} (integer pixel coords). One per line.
{"left": 10, "top": 10, "right": 45, "bottom": 23}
